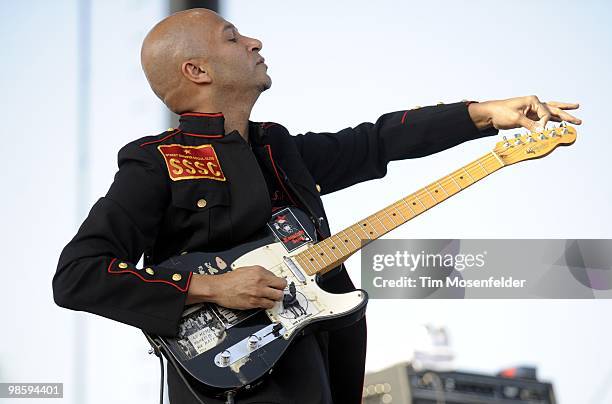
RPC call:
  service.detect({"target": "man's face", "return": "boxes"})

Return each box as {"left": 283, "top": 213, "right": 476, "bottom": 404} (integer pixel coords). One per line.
{"left": 206, "top": 17, "right": 271, "bottom": 93}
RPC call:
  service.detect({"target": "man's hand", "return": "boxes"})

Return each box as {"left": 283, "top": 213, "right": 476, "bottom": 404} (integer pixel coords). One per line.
{"left": 468, "top": 95, "right": 582, "bottom": 133}
{"left": 186, "top": 265, "right": 287, "bottom": 309}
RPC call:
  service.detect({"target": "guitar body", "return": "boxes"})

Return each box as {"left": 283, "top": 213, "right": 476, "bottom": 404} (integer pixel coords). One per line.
{"left": 146, "top": 207, "right": 368, "bottom": 394}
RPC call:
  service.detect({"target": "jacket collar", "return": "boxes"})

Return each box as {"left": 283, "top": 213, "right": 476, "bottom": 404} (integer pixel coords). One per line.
{"left": 178, "top": 112, "right": 225, "bottom": 135}
{"left": 178, "top": 112, "right": 267, "bottom": 144}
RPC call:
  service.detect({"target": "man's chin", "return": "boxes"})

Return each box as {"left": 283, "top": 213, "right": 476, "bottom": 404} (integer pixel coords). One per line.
{"left": 259, "top": 76, "right": 272, "bottom": 92}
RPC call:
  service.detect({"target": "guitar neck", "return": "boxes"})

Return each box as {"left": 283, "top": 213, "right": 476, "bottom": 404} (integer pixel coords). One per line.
{"left": 294, "top": 151, "right": 506, "bottom": 276}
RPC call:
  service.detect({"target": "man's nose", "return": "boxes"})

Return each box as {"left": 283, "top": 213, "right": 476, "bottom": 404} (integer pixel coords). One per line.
{"left": 247, "top": 36, "right": 263, "bottom": 52}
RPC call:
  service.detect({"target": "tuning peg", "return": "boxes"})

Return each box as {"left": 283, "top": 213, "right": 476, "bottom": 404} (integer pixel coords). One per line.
{"left": 527, "top": 136, "right": 536, "bottom": 142}
{"left": 539, "top": 133, "right": 547, "bottom": 140}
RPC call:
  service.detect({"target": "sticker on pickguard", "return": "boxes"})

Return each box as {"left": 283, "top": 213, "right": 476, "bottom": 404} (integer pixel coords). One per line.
{"left": 171, "top": 304, "right": 226, "bottom": 361}
{"left": 278, "top": 282, "right": 318, "bottom": 326}
{"left": 267, "top": 208, "right": 312, "bottom": 252}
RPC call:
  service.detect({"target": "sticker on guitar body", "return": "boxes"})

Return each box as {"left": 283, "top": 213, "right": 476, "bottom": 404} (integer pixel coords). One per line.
{"left": 267, "top": 208, "right": 312, "bottom": 252}
{"left": 171, "top": 304, "right": 258, "bottom": 361}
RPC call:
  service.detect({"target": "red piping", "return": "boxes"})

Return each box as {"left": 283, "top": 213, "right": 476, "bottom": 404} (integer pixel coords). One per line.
{"left": 107, "top": 258, "right": 192, "bottom": 292}
{"left": 265, "top": 144, "right": 298, "bottom": 206}
{"left": 182, "top": 132, "right": 224, "bottom": 139}
{"left": 181, "top": 112, "right": 223, "bottom": 117}
{"left": 401, "top": 111, "right": 409, "bottom": 124}
{"left": 261, "top": 122, "right": 278, "bottom": 129}
{"left": 140, "top": 129, "right": 182, "bottom": 147}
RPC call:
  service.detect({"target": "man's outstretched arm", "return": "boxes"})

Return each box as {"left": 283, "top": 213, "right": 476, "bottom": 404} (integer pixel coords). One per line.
{"left": 293, "top": 96, "right": 581, "bottom": 194}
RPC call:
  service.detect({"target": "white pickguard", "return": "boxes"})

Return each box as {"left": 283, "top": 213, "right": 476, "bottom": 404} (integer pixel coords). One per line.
{"left": 230, "top": 241, "right": 365, "bottom": 339}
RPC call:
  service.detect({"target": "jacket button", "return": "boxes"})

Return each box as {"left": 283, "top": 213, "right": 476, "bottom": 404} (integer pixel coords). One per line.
{"left": 145, "top": 267, "right": 155, "bottom": 275}
{"left": 197, "top": 199, "right": 207, "bottom": 208}
{"left": 118, "top": 262, "right": 128, "bottom": 269}
{"left": 315, "top": 184, "right": 321, "bottom": 193}
{"left": 172, "top": 273, "right": 182, "bottom": 281}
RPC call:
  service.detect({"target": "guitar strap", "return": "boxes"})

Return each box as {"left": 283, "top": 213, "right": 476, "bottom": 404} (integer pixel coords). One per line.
{"left": 274, "top": 164, "right": 326, "bottom": 243}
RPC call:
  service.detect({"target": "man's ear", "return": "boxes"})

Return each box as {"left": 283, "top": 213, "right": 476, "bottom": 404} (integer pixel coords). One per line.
{"left": 181, "top": 60, "right": 212, "bottom": 84}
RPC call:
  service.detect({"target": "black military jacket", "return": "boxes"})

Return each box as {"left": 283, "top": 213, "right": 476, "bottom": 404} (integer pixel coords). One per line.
{"left": 53, "top": 102, "right": 497, "bottom": 403}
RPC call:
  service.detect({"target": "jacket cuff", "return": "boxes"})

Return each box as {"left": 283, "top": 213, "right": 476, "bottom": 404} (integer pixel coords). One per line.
{"left": 458, "top": 100, "right": 499, "bottom": 140}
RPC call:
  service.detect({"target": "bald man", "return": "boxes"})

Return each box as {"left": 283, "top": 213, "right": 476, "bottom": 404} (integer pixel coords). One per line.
{"left": 53, "top": 8, "right": 581, "bottom": 404}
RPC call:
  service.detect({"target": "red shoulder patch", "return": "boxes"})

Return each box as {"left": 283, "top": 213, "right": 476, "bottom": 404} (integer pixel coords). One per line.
{"left": 157, "top": 144, "right": 226, "bottom": 182}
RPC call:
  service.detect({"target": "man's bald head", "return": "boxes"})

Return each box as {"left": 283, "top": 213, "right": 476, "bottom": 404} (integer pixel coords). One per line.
{"left": 141, "top": 9, "right": 270, "bottom": 114}
{"left": 141, "top": 9, "right": 220, "bottom": 111}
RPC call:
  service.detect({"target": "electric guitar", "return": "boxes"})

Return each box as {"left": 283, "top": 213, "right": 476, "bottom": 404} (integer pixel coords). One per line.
{"left": 144, "top": 124, "right": 577, "bottom": 396}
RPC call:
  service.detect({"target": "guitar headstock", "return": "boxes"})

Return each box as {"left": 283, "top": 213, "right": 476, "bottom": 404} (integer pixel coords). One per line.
{"left": 493, "top": 123, "right": 577, "bottom": 165}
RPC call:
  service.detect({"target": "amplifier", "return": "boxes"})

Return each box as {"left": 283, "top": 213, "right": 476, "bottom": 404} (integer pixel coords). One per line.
{"left": 362, "top": 363, "right": 555, "bottom": 404}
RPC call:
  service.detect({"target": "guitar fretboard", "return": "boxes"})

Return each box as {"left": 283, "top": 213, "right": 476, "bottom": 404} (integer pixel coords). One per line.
{"left": 293, "top": 151, "right": 505, "bottom": 276}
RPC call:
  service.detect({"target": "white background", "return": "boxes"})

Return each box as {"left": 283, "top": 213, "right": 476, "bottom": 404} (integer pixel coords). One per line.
{"left": 1, "top": 0, "right": 611, "bottom": 403}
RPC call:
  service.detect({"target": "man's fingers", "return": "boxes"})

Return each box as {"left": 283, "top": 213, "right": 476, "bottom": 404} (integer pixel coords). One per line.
{"left": 266, "top": 274, "right": 288, "bottom": 290}
{"left": 261, "top": 287, "right": 285, "bottom": 301}
{"left": 534, "top": 102, "right": 552, "bottom": 131}
{"left": 253, "top": 297, "right": 277, "bottom": 309}
{"left": 549, "top": 106, "right": 582, "bottom": 125}
{"left": 546, "top": 101, "right": 580, "bottom": 110}
{"left": 516, "top": 114, "right": 541, "bottom": 132}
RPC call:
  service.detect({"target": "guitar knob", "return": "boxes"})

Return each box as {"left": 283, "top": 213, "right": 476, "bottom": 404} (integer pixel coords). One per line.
{"left": 539, "top": 133, "right": 546, "bottom": 140}
{"left": 220, "top": 350, "right": 231, "bottom": 366}
{"left": 248, "top": 335, "right": 259, "bottom": 350}
{"left": 503, "top": 136, "right": 510, "bottom": 147}
{"left": 527, "top": 136, "right": 536, "bottom": 143}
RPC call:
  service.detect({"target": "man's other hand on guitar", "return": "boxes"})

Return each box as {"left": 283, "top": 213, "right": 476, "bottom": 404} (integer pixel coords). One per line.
{"left": 186, "top": 266, "right": 288, "bottom": 309}
{"left": 468, "top": 95, "right": 582, "bottom": 133}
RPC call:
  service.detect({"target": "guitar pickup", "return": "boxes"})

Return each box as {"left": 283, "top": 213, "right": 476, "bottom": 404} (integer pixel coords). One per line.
{"left": 283, "top": 256, "right": 306, "bottom": 284}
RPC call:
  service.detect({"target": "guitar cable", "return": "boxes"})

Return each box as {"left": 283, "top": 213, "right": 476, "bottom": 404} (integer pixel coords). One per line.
{"left": 151, "top": 335, "right": 239, "bottom": 404}
{"left": 146, "top": 333, "right": 210, "bottom": 404}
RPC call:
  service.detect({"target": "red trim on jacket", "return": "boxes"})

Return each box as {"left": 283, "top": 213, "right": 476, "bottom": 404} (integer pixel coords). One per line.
{"left": 401, "top": 110, "right": 409, "bottom": 124}
{"left": 261, "top": 122, "right": 279, "bottom": 129}
{"left": 139, "top": 129, "right": 225, "bottom": 147}
{"left": 106, "top": 258, "right": 192, "bottom": 292}
{"left": 139, "top": 129, "right": 182, "bottom": 147}
{"left": 265, "top": 144, "right": 298, "bottom": 207}
{"left": 182, "top": 132, "right": 224, "bottom": 139}
{"left": 180, "top": 112, "right": 224, "bottom": 117}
